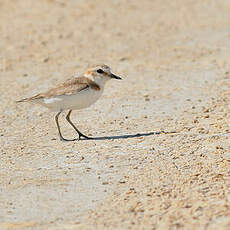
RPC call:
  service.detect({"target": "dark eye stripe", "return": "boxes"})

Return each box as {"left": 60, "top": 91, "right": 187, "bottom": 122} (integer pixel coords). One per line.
{"left": 97, "top": 69, "right": 104, "bottom": 74}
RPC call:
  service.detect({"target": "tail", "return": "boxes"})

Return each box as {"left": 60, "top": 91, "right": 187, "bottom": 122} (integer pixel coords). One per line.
{"left": 16, "top": 94, "right": 43, "bottom": 103}
{"left": 16, "top": 98, "right": 31, "bottom": 103}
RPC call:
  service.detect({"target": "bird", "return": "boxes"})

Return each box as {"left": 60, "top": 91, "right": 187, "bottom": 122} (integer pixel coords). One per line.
{"left": 17, "top": 64, "right": 122, "bottom": 141}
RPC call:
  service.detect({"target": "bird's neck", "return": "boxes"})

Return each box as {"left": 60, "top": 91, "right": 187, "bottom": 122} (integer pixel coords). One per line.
{"left": 85, "top": 74, "right": 108, "bottom": 88}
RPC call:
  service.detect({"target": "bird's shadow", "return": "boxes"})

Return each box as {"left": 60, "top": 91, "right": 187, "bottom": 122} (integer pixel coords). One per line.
{"left": 80, "top": 130, "right": 177, "bottom": 141}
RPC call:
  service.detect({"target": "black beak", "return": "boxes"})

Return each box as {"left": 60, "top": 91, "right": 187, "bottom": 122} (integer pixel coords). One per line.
{"left": 110, "top": 73, "right": 122, "bottom": 80}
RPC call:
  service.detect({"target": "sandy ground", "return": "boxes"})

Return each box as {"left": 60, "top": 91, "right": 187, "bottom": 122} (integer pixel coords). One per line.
{"left": 0, "top": 0, "right": 230, "bottom": 229}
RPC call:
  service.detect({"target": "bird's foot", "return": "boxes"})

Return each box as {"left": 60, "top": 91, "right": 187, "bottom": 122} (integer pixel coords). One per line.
{"left": 60, "top": 137, "right": 77, "bottom": 142}
{"left": 78, "top": 132, "right": 93, "bottom": 140}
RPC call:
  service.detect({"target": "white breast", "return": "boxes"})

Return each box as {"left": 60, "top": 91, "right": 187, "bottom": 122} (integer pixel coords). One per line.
{"left": 36, "top": 87, "right": 104, "bottom": 111}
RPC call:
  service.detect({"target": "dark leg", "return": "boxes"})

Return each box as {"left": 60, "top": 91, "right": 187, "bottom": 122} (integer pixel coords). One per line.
{"left": 55, "top": 111, "right": 77, "bottom": 141}
{"left": 66, "top": 110, "right": 92, "bottom": 140}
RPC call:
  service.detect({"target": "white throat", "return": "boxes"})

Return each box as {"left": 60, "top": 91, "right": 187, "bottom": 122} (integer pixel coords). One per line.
{"left": 86, "top": 74, "right": 109, "bottom": 88}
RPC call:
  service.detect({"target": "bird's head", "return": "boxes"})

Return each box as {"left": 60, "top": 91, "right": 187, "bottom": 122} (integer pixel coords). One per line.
{"left": 85, "top": 64, "right": 122, "bottom": 85}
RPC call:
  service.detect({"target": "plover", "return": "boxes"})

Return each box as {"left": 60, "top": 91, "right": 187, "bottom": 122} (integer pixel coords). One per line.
{"left": 17, "top": 64, "right": 122, "bottom": 141}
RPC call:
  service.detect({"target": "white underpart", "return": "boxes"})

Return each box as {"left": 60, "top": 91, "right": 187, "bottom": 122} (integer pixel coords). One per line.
{"left": 35, "top": 87, "right": 104, "bottom": 112}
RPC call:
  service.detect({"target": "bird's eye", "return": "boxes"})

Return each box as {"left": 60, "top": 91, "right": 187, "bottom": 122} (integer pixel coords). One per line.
{"left": 97, "top": 69, "right": 104, "bottom": 74}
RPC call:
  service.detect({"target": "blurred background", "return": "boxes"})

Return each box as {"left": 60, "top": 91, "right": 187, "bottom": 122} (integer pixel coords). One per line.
{"left": 1, "top": 0, "right": 229, "bottom": 74}
{"left": 1, "top": 0, "right": 230, "bottom": 229}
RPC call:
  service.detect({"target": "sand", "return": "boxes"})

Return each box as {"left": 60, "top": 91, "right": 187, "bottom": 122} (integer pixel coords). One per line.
{"left": 0, "top": 0, "right": 230, "bottom": 229}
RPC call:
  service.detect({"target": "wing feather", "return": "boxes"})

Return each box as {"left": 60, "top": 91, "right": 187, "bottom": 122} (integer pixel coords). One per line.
{"left": 17, "top": 76, "right": 100, "bottom": 102}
